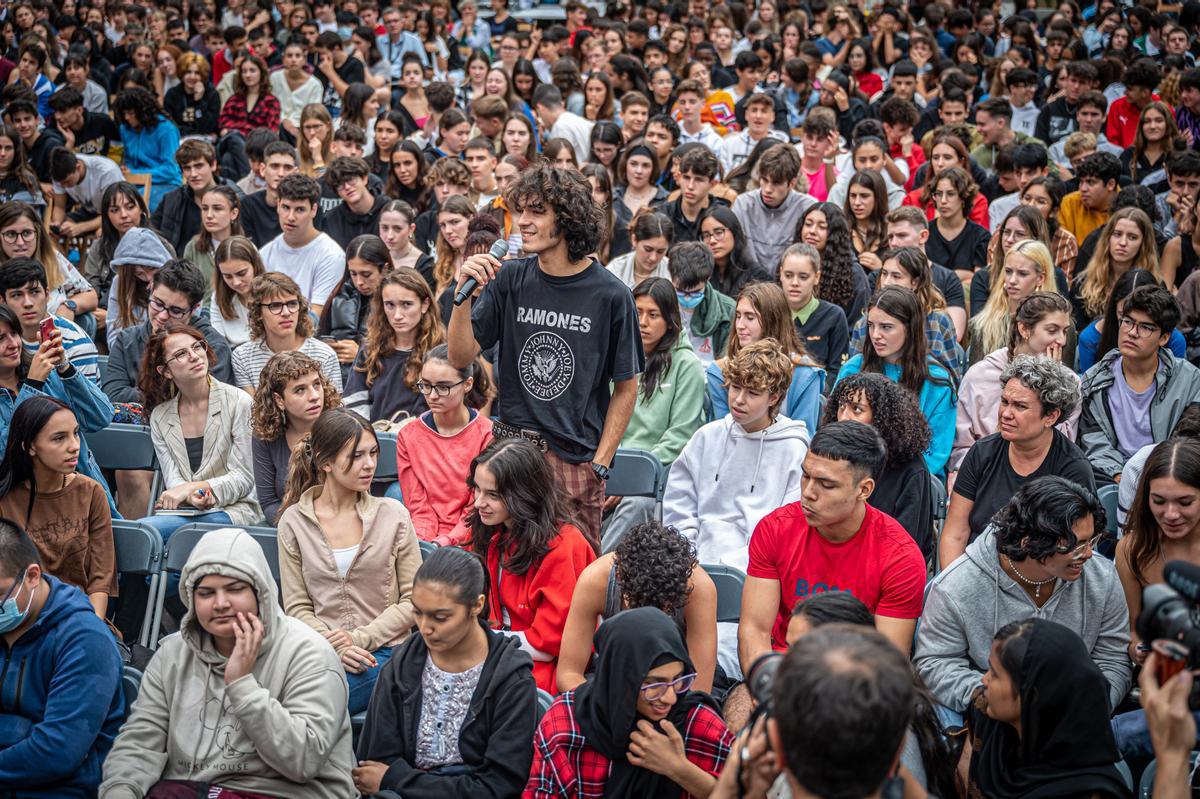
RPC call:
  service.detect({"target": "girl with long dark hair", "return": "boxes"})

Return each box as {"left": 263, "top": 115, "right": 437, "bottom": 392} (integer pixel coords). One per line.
{"left": 697, "top": 205, "right": 772, "bottom": 298}
{"left": 605, "top": 209, "right": 673, "bottom": 289}
{"left": 277, "top": 407, "right": 421, "bottom": 714}
{"left": 795, "top": 202, "right": 871, "bottom": 326}
{"left": 469, "top": 437, "right": 595, "bottom": 692}
{"left": 1121, "top": 100, "right": 1184, "bottom": 196}
{"left": 844, "top": 169, "right": 889, "bottom": 267}
{"left": 352, "top": 546, "right": 538, "bottom": 797}
{"left": 611, "top": 142, "right": 667, "bottom": 258}
{"left": 368, "top": 110, "right": 406, "bottom": 182}
{"left": 344, "top": 267, "right": 444, "bottom": 422}
{"left": 83, "top": 182, "right": 151, "bottom": 308}
{"left": 0, "top": 124, "right": 41, "bottom": 208}
{"left": 251, "top": 351, "right": 343, "bottom": 524}
{"left": 340, "top": 82, "right": 382, "bottom": 155}
{"left": 318, "top": 235, "right": 393, "bottom": 376}
{"left": 0, "top": 396, "right": 113, "bottom": 618}
{"left": 835, "top": 286, "right": 956, "bottom": 476}
{"left": 385, "top": 140, "right": 431, "bottom": 212}
{"left": 602, "top": 279, "right": 705, "bottom": 551}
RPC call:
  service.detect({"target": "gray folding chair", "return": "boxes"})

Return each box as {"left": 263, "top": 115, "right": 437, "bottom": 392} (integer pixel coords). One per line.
{"left": 701, "top": 563, "right": 747, "bottom": 623}
{"left": 606, "top": 449, "right": 664, "bottom": 517}
{"left": 88, "top": 424, "right": 161, "bottom": 516}
{"left": 111, "top": 520, "right": 165, "bottom": 648}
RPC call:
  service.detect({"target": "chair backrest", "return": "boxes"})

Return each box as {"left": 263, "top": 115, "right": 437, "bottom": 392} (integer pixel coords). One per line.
{"left": 419, "top": 540, "right": 438, "bottom": 561}
{"left": 122, "top": 665, "right": 142, "bottom": 711}
{"left": 535, "top": 688, "right": 554, "bottom": 723}
{"left": 1138, "top": 752, "right": 1199, "bottom": 797}
{"left": 1098, "top": 483, "right": 1120, "bottom": 538}
{"left": 702, "top": 563, "right": 746, "bottom": 623}
{"left": 125, "top": 171, "right": 152, "bottom": 204}
{"left": 605, "top": 449, "right": 662, "bottom": 499}
{"left": 112, "top": 520, "right": 164, "bottom": 575}
{"left": 374, "top": 432, "right": 398, "bottom": 482}
{"left": 166, "top": 524, "right": 280, "bottom": 582}
{"left": 97, "top": 354, "right": 109, "bottom": 384}
{"left": 930, "top": 475, "right": 948, "bottom": 524}
{"left": 89, "top": 424, "right": 158, "bottom": 471}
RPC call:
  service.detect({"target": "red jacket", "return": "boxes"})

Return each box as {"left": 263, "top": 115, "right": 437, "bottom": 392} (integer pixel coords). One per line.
{"left": 486, "top": 524, "right": 595, "bottom": 691}
{"left": 903, "top": 187, "right": 990, "bottom": 228}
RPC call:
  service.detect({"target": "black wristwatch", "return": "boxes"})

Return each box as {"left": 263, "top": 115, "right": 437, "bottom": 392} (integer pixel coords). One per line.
{"left": 591, "top": 462, "right": 610, "bottom": 481}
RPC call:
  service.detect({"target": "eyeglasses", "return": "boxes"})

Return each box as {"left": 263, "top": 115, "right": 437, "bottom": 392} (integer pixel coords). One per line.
{"left": 676, "top": 289, "right": 704, "bottom": 301}
{"left": 640, "top": 672, "right": 697, "bottom": 701}
{"left": 701, "top": 226, "right": 729, "bottom": 242}
{"left": 166, "top": 340, "right": 207, "bottom": 364}
{"left": 1, "top": 229, "right": 36, "bottom": 244}
{"left": 1055, "top": 532, "right": 1112, "bottom": 558}
{"left": 149, "top": 295, "right": 193, "bottom": 319}
{"left": 1119, "top": 316, "right": 1161, "bottom": 338}
{"left": 261, "top": 299, "right": 301, "bottom": 315}
{"left": 414, "top": 378, "right": 467, "bottom": 396}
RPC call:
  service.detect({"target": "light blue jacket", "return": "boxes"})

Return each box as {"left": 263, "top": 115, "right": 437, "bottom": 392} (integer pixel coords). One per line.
{"left": 705, "top": 359, "right": 824, "bottom": 435}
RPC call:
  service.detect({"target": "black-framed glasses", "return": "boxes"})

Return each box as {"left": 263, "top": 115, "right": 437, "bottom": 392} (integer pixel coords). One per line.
{"left": 1055, "top": 533, "right": 1112, "bottom": 558}
{"left": 167, "top": 340, "right": 208, "bottom": 364}
{"left": 1, "top": 229, "right": 36, "bottom": 244}
{"left": 414, "top": 378, "right": 467, "bottom": 397}
{"left": 640, "top": 672, "right": 697, "bottom": 701}
{"left": 149, "top": 295, "right": 193, "bottom": 319}
{"left": 1119, "top": 316, "right": 1161, "bottom": 338}
{"left": 701, "top": 226, "right": 729, "bottom": 242}
{"left": 261, "top": 299, "right": 301, "bottom": 315}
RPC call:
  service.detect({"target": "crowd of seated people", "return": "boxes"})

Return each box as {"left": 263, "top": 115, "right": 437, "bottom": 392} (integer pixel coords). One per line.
{"left": 11, "top": 2, "right": 1200, "bottom": 796}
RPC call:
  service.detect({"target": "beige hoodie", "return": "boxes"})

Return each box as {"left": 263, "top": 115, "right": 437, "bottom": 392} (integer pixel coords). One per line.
{"left": 99, "top": 528, "right": 355, "bottom": 799}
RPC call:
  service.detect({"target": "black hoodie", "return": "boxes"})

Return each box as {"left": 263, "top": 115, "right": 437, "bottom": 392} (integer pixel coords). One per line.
{"left": 356, "top": 625, "right": 538, "bottom": 799}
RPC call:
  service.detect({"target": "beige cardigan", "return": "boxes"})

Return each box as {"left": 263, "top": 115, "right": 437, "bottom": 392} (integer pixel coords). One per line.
{"left": 148, "top": 379, "right": 263, "bottom": 526}
{"left": 277, "top": 488, "right": 420, "bottom": 652}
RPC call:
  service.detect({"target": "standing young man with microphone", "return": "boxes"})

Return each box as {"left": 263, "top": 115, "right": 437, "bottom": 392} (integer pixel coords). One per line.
{"left": 447, "top": 164, "right": 644, "bottom": 551}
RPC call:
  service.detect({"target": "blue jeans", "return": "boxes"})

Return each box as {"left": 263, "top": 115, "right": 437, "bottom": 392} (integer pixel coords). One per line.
{"left": 348, "top": 646, "right": 393, "bottom": 715}
{"left": 1113, "top": 707, "right": 1200, "bottom": 760}
{"left": 141, "top": 511, "right": 233, "bottom": 595}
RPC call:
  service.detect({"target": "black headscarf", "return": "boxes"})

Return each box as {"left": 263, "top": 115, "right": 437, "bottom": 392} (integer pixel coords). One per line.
{"left": 971, "top": 619, "right": 1132, "bottom": 799}
{"left": 572, "top": 607, "right": 721, "bottom": 799}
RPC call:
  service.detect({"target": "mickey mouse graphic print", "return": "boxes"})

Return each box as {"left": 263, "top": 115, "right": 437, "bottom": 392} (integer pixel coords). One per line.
{"left": 471, "top": 256, "right": 644, "bottom": 463}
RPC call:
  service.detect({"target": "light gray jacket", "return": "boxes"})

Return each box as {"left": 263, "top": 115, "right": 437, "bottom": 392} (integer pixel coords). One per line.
{"left": 914, "top": 528, "right": 1131, "bottom": 712}
{"left": 731, "top": 189, "right": 815, "bottom": 275}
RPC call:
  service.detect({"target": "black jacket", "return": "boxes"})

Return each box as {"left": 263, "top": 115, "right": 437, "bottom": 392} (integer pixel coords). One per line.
{"left": 103, "top": 314, "right": 234, "bottom": 404}
{"left": 318, "top": 278, "right": 370, "bottom": 342}
{"left": 356, "top": 626, "right": 537, "bottom": 799}
{"left": 151, "top": 176, "right": 244, "bottom": 255}
{"left": 321, "top": 193, "right": 388, "bottom": 249}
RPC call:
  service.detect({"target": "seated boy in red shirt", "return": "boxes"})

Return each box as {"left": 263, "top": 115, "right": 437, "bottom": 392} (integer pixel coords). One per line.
{"left": 738, "top": 420, "right": 927, "bottom": 675}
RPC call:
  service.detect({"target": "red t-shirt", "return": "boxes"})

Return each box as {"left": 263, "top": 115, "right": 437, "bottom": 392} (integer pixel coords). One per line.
{"left": 747, "top": 503, "right": 927, "bottom": 650}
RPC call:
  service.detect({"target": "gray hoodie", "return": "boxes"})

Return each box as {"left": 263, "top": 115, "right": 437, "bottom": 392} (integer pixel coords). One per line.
{"left": 914, "top": 527, "right": 1131, "bottom": 713}
{"left": 731, "top": 189, "right": 816, "bottom": 275}
{"left": 100, "top": 528, "right": 354, "bottom": 799}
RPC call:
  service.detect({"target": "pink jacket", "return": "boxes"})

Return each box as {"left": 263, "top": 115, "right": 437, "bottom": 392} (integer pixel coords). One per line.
{"left": 951, "top": 348, "right": 1081, "bottom": 472}
{"left": 396, "top": 411, "right": 493, "bottom": 546}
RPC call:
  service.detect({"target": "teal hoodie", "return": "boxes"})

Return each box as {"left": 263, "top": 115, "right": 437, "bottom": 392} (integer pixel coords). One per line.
{"left": 619, "top": 336, "right": 707, "bottom": 465}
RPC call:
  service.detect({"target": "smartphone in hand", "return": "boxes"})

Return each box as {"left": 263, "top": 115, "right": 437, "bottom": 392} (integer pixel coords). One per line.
{"left": 38, "top": 317, "right": 56, "bottom": 343}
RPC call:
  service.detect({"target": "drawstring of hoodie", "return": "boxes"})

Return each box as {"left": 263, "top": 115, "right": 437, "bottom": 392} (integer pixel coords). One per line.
{"left": 713, "top": 422, "right": 733, "bottom": 484}
{"left": 750, "top": 429, "right": 767, "bottom": 494}
{"left": 712, "top": 420, "right": 769, "bottom": 492}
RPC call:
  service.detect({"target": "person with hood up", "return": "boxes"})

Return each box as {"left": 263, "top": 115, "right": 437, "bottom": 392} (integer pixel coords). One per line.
{"left": 352, "top": 545, "right": 538, "bottom": 798}
{"left": 99, "top": 526, "right": 355, "bottom": 798}
{"left": 967, "top": 618, "right": 1133, "bottom": 799}
{"left": 666, "top": 242, "right": 734, "bottom": 368}
{"left": 0, "top": 517, "right": 124, "bottom": 797}
{"left": 601, "top": 278, "right": 706, "bottom": 553}
{"left": 524, "top": 607, "right": 734, "bottom": 799}
{"left": 104, "top": 225, "right": 177, "bottom": 350}
{"left": 914, "top": 476, "right": 1132, "bottom": 715}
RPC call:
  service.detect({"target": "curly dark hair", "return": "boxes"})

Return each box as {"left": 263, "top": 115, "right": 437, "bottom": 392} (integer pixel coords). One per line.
{"left": 112, "top": 86, "right": 162, "bottom": 130}
{"left": 507, "top": 163, "right": 604, "bottom": 262}
{"left": 820, "top": 372, "right": 931, "bottom": 465}
{"left": 993, "top": 475, "right": 1104, "bottom": 563}
{"left": 796, "top": 202, "right": 857, "bottom": 309}
{"left": 613, "top": 522, "right": 697, "bottom": 617}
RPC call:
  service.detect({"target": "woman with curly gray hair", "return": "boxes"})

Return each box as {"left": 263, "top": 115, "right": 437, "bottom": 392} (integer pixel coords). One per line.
{"left": 941, "top": 354, "right": 1097, "bottom": 568}
{"left": 554, "top": 521, "right": 718, "bottom": 696}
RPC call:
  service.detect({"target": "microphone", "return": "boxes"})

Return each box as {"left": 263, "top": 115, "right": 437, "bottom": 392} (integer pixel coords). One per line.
{"left": 454, "top": 238, "right": 509, "bottom": 306}
{"left": 1164, "top": 560, "right": 1200, "bottom": 604}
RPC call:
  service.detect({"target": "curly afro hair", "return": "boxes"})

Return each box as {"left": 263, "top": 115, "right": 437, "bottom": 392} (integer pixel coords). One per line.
{"left": 614, "top": 522, "right": 698, "bottom": 617}
{"left": 507, "top": 162, "right": 605, "bottom": 262}
{"left": 820, "top": 372, "right": 931, "bottom": 466}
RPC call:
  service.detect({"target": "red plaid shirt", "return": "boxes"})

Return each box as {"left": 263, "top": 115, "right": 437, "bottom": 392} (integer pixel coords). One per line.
{"left": 523, "top": 691, "right": 733, "bottom": 799}
{"left": 218, "top": 92, "right": 281, "bottom": 136}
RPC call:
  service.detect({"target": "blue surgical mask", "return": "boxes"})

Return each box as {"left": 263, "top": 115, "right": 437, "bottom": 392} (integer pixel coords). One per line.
{"left": 0, "top": 570, "right": 33, "bottom": 634}
{"left": 676, "top": 289, "right": 704, "bottom": 310}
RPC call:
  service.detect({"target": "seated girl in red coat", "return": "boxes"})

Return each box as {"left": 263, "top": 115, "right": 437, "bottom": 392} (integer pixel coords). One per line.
{"left": 470, "top": 437, "right": 595, "bottom": 692}
{"left": 524, "top": 607, "right": 734, "bottom": 799}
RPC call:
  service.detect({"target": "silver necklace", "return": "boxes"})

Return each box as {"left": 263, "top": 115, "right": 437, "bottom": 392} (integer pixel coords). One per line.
{"left": 1005, "top": 555, "right": 1056, "bottom": 599}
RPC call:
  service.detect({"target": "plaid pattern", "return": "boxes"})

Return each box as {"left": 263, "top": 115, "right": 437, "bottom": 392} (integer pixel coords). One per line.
{"left": 544, "top": 449, "right": 604, "bottom": 554}
{"left": 986, "top": 226, "right": 1079, "bottom": 281}
{"left": 849, "top": 308, "right": 965, "bottom": 377}
{"left": 523, "top": 692, "right": 734, "bottom": 799}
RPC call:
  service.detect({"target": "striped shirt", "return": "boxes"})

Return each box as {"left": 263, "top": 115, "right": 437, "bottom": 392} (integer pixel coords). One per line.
{"left": 231, "top": 338, "right": 343, "bottom": 392}
{"left": 23, "top": 315, "right": 100, "bottom": 383}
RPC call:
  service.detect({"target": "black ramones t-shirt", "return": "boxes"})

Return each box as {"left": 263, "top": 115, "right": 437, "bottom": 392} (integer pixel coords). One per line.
{"left": 471, "top": 256, "right": 644, "bottom": 462}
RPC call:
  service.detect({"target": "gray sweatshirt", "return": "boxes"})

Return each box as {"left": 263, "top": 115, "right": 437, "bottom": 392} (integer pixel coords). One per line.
{"left": 914, "top": 527, "right": 1131, "bottom": 713}
{"left": 731, "top": 189, "right": 815, "bottom": 275}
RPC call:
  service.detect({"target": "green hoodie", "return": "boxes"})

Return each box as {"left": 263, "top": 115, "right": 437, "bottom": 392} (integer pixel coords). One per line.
{"left": 685, "top": 284, "right": 735, "bottom": 360}
{"left": 619, "top": 336, "right": 707, "bottom": 465}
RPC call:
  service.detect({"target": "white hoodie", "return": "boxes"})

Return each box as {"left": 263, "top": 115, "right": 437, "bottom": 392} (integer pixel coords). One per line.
{"left": 663, "top": 414, "right": 810, "bottom": 571}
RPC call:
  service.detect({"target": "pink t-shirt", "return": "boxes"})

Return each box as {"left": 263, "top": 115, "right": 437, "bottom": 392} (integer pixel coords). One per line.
{"left": 747, "top": 502, "right": 927, "bottom": 650}
{"left": 803, "top": 165, "right": 836, "bottom": 202}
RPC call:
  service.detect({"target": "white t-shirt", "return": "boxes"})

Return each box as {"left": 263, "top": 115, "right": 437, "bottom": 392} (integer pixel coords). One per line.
{"left": 53, "top": 155, "right": 124, "bottom": 214}
{"left": 549, "top": 111, "right": 595, "bottom": 165}
{"left": 259, "top": 231, "right": 345, "bottom": 308}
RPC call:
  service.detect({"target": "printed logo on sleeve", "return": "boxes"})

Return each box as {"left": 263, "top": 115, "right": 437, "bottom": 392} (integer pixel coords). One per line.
{"left": 518, "top": 331, "right": 575, "bottom": 400}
